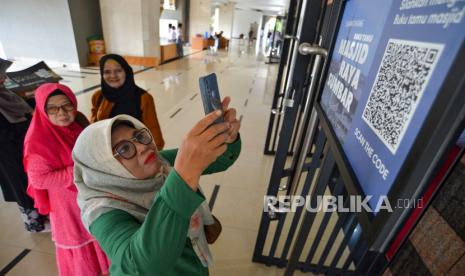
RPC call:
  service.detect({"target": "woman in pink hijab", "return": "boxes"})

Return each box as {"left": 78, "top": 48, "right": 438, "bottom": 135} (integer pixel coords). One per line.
{"left": 24, "top": 83, "right": 109, "bottom": 276}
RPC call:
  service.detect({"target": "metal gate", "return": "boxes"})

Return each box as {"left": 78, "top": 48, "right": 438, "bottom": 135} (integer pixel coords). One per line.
{"left": 254, "top": 0, "right": 358, "bottom": 273}
{"left": 254, "top": 0, "right": 465, "bottom": 275}
{"left": 263, "top": 0, "right": 324, "bottom": 155}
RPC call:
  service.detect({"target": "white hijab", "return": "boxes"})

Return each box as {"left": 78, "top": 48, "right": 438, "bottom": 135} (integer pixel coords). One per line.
{"left": 72, "top": 115, "right": 213, "bottom": 267}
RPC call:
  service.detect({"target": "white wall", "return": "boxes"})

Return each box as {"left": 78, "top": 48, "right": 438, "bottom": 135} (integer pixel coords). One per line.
{"left": 218, "top": 3, "right": 235, "bottom": 39}
{"left": 232, "top": 9, "right": 263, "bottom": 39}
{"left": 68, "top": 0, "right": 103, "bottom": 65}
{"left": 100, "top": 0, "right": 161, "bottom": 58}
{"left": 100, "top": 0, "right": 144, "bottom": 56}
{"left": 0, "top": 0, "right": 80, "bottom": 67}
{"left": 141, "top": 0, "right": 161, "bottom": 58}
{"left": 189, "top": 0, "right": 212, "bottom": 38}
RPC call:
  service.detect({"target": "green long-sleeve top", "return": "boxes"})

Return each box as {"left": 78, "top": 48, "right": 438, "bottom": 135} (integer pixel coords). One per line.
{"left": 89, "top": 138, "right": 241, "bottom": 276}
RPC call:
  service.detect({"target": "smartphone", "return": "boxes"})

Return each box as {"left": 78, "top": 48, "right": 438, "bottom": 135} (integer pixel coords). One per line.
{"left": 199, "top": 73, "right": 224, "bottom": 124}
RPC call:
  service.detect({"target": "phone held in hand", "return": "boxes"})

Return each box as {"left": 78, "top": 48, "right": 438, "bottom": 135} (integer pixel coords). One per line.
{"left": 199, "top": 73, "right": 224, "bottom": 124}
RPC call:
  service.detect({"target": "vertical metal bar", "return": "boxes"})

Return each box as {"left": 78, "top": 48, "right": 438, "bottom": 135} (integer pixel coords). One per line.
{"left": 264, "top": 108, "right": 278, "bottom": 154}
{"left": 281, "top": 48, "right": 302, "bottom": 109}
{"left": 315, "top": 195, "right": 351, "bottom": 271}
{"left": 304, "top": 177, "right": 345, "bottom": 266}
{"left": 289, "top": 102, "right": 304, "bottom": 154}
{"left": 254, "top": 0, "right": 325, "bottom": 265}
{"left": 279, "top": 0, "right": 312, "bottom": 114}
{"left": 329, "top": 215, "right": 359, "bottom": 268}
{"left": 279, "top": 127, "right": 326, "bottom": 260}
{"left": 281, "top": 0, "right": 331, "bottom": 187}
{"left": 290, "top": 95, "right": 311, "bottom": 157}
{"left": 287, "top": 56, "right": 315, "bottom": 158}
{"left": 287, "top": 49, "right": 327, "bottom": 195}
{"left": 342, "top": 235, "right": 367, "bottom": 271}
{"left": 284, "top": 150, "right": 336, "bottom": 276}
{"left": 267, "top": 0, "right": 326, "bottom": 155}
{"left": 281, "top": 71, "right": 323, "bottom": 190}
{"left": 263, "top": 0, "right": 299, "bottom": 154}
{"left": 279, "top": 38, "right": 298, "bottom": 119}
{"left": 253, "top": 86, "right": 305, "bottom": 264}
{"left": 270, "top": 95, "right": 285, "bottom": 153}
{"left": 268, "top": 128, "right": 326, "bottom": 260}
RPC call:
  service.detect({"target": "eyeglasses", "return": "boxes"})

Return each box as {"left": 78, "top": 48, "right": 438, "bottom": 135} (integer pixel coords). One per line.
{"left": 113, "top": 128, "right": 153, "bottom": 160}
{"left": 45, "top": 103, "right": 75, "bottom": 115}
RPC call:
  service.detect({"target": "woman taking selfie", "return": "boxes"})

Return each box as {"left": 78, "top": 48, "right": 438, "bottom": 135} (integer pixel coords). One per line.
{"left": 73, "top": 97, "right": 241, "bottom": 275}
{"left": 91, "top": 54, "right": 165, "bottom": 149}
{"left": 24, "top": 83, "right": 109, "bottom": 275}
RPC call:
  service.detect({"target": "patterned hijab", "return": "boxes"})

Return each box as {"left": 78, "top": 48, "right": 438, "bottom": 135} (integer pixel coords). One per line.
{"left": 72, "top": 115, "right": 214, "bottom": 267}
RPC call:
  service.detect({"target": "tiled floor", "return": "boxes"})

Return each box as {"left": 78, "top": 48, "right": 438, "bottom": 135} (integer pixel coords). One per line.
{"left": 0, "top": 43, "right": 327, "bottom": 275}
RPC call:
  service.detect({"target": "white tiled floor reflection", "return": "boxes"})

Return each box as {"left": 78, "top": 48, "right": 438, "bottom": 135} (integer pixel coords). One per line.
{"left": 0, "top": 45, "right": 320, "bottom": 275}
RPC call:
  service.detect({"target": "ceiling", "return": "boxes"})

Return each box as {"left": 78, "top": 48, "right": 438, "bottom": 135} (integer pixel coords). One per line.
{"left": 211, "top": 0, "right": 290, "bottom": 15}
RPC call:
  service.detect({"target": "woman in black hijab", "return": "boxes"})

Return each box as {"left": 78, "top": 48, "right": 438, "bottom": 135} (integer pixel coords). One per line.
{"left": 90, "top": 54, "right": 165, "bottom": 149}
{"left": 0, "top": 58, "right": 49, "bottom": 232}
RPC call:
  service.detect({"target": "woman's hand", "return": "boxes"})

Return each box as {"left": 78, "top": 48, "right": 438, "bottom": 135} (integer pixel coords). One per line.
{"left": 174, "top": 110, "right": 231, "bottom": 190}
{"left": 221, "top": 96, "right": 241, "bottom": 143}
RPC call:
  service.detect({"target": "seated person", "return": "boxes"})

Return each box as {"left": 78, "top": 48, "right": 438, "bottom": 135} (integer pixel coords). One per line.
{"left": 73, "top": 97, "right": 241, "bottom": 275}
{"left": 91, "top": 54, "right": 165, "bottom": 149}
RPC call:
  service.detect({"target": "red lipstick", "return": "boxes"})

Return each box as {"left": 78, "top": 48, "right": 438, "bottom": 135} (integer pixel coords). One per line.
{"left": 144, "top": 152, "right": 156, "bottom": 165}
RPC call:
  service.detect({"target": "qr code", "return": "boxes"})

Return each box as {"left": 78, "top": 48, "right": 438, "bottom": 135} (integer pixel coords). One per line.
{"left": 362, "top": 39, "right": 443, "bottom": 154}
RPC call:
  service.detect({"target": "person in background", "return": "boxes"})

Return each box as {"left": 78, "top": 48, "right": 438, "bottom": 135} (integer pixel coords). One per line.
{"left": 24, "top": 83, "right": 109, "bottom": 275}
{"left": 248, "top": 29, "right": 254, "bottom": 46}
{"left": 212, "top": 31, "right": 223, "bottom": 54}
{"left": 73, "top": 96, "right": 241, "bottom": 275}
{"left": 171, "top": 25, "right": 177, "bottom": 42}
{"left": 275, "top": 31, "right": 283, "bottom": 55}
{"left": 176, "top": 23, "right": 184, "bottom": 57}
{"left": 168, "top": 23, "right": 173, "bottom": 40}
{"left": 0, "top": 58, "right": 49, "bottom": 232}
{"left": 266, "top": 32, "right": 273, "bottom": 53}
{"left": 90, "top": 54, "right": 165, "bottom": 149}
